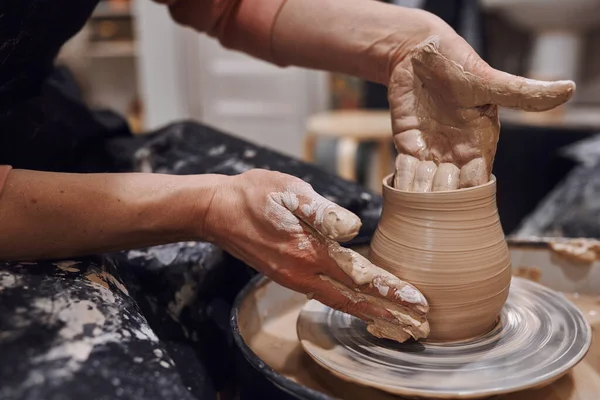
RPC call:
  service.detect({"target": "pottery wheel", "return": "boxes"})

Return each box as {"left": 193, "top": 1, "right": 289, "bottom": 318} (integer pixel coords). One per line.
{"left": 297, "top": 277, "right": 592, "bottom": 399}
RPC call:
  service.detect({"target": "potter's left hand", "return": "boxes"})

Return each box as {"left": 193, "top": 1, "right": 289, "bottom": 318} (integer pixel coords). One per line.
{"left": 205, "top": 170, "right": 429, "bottom": 341}
{"left": 389, "top": 17, "right": 575, "bottom": 191}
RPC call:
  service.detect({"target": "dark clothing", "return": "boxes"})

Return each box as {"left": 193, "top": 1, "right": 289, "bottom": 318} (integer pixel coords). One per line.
{"left": 0, "top": 0, "right": 128, "bottom": 173}
{"left": 0, "top": 2, "right": 384, "bottom": 399}
{"left": 0, "top": 121, "right": 383, "bottom": 400}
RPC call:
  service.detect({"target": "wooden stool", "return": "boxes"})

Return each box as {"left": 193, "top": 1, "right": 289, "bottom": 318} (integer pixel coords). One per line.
{"left": 304, "top": 110, "right": 393, "bottom": 184}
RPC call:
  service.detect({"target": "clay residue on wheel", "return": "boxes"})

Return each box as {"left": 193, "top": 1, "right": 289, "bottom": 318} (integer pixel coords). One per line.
{"left": 513, "top": 266, "right": 542, "bottom": 283}
{"left": 240, "top": 279, "right": 599, "bottom": 400}
{"left": 549, "top": 238, "right": 600, "bottom": 264}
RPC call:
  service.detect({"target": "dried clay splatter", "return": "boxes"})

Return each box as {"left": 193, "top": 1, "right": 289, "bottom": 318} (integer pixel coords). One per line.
{"left": 11, "top": 272, "right": 164, "bottom": 390}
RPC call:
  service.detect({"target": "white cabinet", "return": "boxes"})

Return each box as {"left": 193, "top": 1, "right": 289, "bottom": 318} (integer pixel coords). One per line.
{"left": 135, "top": 1, "right": 329, "bottom": 158}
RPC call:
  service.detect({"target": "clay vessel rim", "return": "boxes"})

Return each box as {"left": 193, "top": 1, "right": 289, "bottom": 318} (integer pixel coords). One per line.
{"left": 382, "top": 173, "right": 496, "bottom": 195}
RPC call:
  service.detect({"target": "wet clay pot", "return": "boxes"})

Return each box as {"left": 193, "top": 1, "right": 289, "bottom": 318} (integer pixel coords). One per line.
{"left": 369, "top": 175, "right": 512, "bottom": 342}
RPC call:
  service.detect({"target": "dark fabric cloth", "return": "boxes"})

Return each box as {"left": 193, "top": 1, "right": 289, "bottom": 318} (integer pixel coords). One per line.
{"left": 0, "top": 0, "right": 129, "bottom": 173}
{"left": 0, "top": 120, "right": 383, "bottom": 400}
{"left": 0, "top": 257, "right": 216, "bottom": 400}
{"left": 0, "top": 2, "right": 383, "bottom": 399}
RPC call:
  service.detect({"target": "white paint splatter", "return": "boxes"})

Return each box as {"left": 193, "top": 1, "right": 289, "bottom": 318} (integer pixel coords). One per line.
{"left": 243, "top": 149, "right": 257, "bottom": 158}
{"left": 29, "top": 297, "right": 113, "bottom": 379}
{"left": 53, "top": 261, "right": 80, "bottom": 272}
{"left": 0, "top": 271, "right": 19, "bottom": 291}
{"left": 168, "top": 276, "right": 197, "bottom": 321}
{"left": 21, "top": 280, "right": 159, "bottom": 387}
{"left": 134, "top": 323, "right": 159, "bottom": 341}
{"left": 208, "top": 145, "right": 226, "bottom": 156}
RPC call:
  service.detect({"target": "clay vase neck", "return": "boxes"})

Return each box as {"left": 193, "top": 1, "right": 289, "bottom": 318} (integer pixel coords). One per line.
{"left": 369, "top": 176, "right": 512, "bottom": 342}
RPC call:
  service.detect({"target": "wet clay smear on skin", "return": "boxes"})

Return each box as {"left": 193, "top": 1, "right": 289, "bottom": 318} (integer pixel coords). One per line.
{"left": 264, "top": 185, "right": 430, "bottom": 343}
{"left": 390, "top": 37, "right": 574, "bottom": 193}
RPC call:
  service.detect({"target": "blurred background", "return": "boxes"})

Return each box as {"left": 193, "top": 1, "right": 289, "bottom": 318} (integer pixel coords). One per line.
{"left": 57, "top": 0, "right": 600, "bottom": 235}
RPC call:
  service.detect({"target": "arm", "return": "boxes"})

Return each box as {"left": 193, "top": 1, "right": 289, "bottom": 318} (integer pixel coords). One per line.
{"left": 0, "top": 167, "right": 429, "bottom": 341}
{"left": 0, "top": 169, "right": 219, "bottom": 261}
{"left": 164, "top": 0, "right": 426, "bottom": 84}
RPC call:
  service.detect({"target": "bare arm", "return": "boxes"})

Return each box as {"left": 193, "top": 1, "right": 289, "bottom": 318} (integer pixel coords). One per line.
{"left": 0, "top": 168, "right": 430, "bottom": 339}
{"left": 0, "top": 170, "right": 220, "bottom": 261}
{"left": 271, "top": 0, "right": 430, "bottom": 85}
{"left": 163, "top": 0, "right": 426, "bottom": 85}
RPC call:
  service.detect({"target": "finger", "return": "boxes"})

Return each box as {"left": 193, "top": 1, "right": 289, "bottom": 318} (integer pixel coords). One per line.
{"left": 393, "top": 129, "right": 427, "bottom": 158}
{"left": 458, "top": 158, "right": 488, "bottom": 188}
{"left": 325, "top": 243, "right": 428, "bottom": 312}
{"left": 412, "top": 161, "right": 437, "bottom": 192}
{"left": 292, "top": 190, "right": 362, "bottom": 243}
{"left": 314, "top": 275, "right": 430, "bottom": 341}
{"left": 394, "top": 154, "right": 418, "bottom": 190}
{"left": 479, "top": 70, "right": 575, "bottom": 112}
{"left": 303, "top": 229, "right": 428, "bottom": 315}
{"left": 432, "top": 163, "right": 460, "bottom": 192}
{"left": 410, "top": 37, "right": 575, "bottom": 112}
{"left": 312, "top": 275, "right": 398, "bottom": 324}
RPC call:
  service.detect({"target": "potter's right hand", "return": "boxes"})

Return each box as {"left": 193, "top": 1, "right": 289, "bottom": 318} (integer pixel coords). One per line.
{"left": 205, "top": 169, "right": 429, "bottom": 341}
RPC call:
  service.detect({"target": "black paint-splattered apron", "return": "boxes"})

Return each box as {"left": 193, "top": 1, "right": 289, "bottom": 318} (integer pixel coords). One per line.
{"left": 0, "top": 122, "right": 382, "bottom": 400}
{"left": 0, "top": 2, "right": 383, "bottom": 399}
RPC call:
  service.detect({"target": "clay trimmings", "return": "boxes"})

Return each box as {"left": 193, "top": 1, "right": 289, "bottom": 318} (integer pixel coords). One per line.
{"left": 549, "top": 238, "right": 600, "bottom": 264}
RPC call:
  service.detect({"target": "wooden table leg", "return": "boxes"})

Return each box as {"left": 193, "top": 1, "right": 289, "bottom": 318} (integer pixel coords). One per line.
{"left": 304, "top": 132, "right": 317, "bottom": 163}
{"left": 337, "top": 138, "right": 359, "bottom": 181}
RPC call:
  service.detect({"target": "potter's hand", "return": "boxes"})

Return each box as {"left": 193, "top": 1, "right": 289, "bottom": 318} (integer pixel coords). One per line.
{"left": 206, "top": 169, "right": 429, "bottom": 341}
{"left": 152, "top": 0, "right": 572, "bottom": 190}
{"left": 389, "top": 23, "right": 575, "bottom": 191}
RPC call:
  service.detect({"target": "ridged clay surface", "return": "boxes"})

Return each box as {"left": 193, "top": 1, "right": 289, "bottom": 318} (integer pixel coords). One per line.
{"left": 370, "top": 175, "right": 511, "bottom": 341}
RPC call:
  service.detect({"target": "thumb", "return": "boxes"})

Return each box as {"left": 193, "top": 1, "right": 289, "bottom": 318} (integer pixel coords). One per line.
{"left": 479, "top": 68, "right": 575, "bottom": 112}
{"left": 294, "top": 196, "right": 362, "bottom": 243}
{"left": 285, "top": 186, "right": 362, "bottom": 243}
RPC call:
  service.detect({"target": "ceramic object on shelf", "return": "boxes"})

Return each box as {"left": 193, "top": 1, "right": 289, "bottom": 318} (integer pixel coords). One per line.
{"left": 369, "top": 175, "right": 511, "bottom": 341}
{"left": 481, "top": 0, "right": 600, "bottom": 82}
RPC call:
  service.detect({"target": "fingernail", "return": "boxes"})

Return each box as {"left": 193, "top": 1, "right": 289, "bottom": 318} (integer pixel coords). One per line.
{"left": 394, "top": 285, "right": 427, "bottom": 305}
{"left": 320, "top": 206, "right": 361, "bottom": 242}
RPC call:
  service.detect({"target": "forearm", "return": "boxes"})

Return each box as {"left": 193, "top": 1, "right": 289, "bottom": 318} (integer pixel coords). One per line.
{"left": 273, "top": 0, "right": 435, "bottom": 85}
{"left": 165, "top": 0, "right": 435, "bottom": 85}
{"left": 0, "top": 170, "right": 221, "bottom": 261}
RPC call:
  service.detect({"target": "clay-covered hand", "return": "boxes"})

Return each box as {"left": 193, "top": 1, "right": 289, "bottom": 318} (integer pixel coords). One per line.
{"left": 205, "top": 169, "right": 429, "bottom": 342}
{"left": 389, "top": 21, "right": 575, "bottom": 192}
